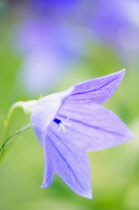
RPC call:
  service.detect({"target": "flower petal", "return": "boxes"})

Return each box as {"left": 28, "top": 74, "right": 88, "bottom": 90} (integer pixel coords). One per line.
{"left": 54, "top": 103, "right": 133, "bottom": 151}
{"left": 66, "top": 70, "right": 125, "bottom": 105}
{"left": 41, "top": 137, "right": 54, "bottom": 188}
{"left": 46, "top": 125, "right": 92, "bottom": 199}
{"left": 30, "top": 86, "right": 73, "bottom": 131}
{"left": 33, "top": 127, "right": 54, "bottom": 188}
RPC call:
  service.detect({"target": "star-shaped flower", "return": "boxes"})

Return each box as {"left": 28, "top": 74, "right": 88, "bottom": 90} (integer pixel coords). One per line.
{"left": 30, "top": 70, "right": 133, "bottom": 199}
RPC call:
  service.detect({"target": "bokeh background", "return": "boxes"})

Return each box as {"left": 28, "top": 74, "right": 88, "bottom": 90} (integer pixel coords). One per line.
{"left": 0, "top": 1, "right": 139, "bottom": 209}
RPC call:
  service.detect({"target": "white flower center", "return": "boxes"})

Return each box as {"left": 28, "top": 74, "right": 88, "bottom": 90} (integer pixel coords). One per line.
{"left": 54, "top": 117, "right": 71, "bottom": 133}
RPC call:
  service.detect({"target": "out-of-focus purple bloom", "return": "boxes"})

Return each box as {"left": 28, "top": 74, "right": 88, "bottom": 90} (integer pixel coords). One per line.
{"left": 30, "top": 70, "right": 133, "bottom": 198}
{"left": 15, "top": 1, "right": 92, "bottom": 95}
{"left": 30, "top": 0, "right": 80, "bottom": 14}
{"left": 13, "top": 0, "right": 139, "bottom": 95}
{"left": 92, "top": 0, "right": 139, "bottom": 54}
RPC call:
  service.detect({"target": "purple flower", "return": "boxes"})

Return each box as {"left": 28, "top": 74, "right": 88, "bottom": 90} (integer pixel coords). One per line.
{"left": 92, "top": 0, "right": 139, "bottom": 55}
{"left": 30, "top": 70, "right": 133, "bottom": 198}
{"left": 15, "top": 1, "right": 92, "bottom": 95}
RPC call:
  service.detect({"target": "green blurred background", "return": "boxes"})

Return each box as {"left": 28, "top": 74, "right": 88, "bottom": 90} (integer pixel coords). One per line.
{"left": 0, "top": 1, "right": 139, "bottom": 210}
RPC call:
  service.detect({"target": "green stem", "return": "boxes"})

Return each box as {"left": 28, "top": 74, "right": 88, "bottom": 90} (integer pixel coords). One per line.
{"left": 0, "top": 123, "right": 33, "bottom": 155}
{"left": 0, "top": 102, "right": 24, "bottom": 150}
{"left": 0, "top": 100, "right": 37, "bottom": 160}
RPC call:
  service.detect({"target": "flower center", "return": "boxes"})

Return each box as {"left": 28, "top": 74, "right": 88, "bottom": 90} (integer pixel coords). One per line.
{"left": 53, "top": 117, "right": 71, "bottom": 133}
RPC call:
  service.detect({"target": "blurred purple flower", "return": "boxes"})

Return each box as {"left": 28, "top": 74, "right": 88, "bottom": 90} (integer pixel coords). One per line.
{"left": 30, "top": 70, "right": 133, "bottom": 198}
{"left": 14, "top": 0, "right": 139, "bottom": 95}
{"left": 92, "top": 0, "right": 139, "bottom": 55}
{"left": 15, "top": 1, "right": 92, "bottom": 95}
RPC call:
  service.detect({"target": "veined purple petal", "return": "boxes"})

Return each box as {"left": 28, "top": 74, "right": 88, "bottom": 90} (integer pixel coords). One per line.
{"left": 66, "top": 69, "right": 125, "bottom": 105}
{"left": 53, "top": 103, "right": 133, "bottom": 151}
{"left": 33, "top": 127, "right": 54, "bottom": 187}
{"left": 41, "top": 137, "right": 54, "bottom": 188}
{"left": 46, "top": 125, "right": 92, "bottom": 198}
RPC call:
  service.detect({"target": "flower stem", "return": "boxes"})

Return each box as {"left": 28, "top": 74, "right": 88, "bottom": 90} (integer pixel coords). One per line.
{"left": 0, "top": 100, "right": 37, "bottom": 160}
{"left": 0, "top": 102, "right": 24, "bottom": 155}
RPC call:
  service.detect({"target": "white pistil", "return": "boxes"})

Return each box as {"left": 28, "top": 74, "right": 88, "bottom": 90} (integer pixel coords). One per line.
{"left": 58, "top": 117, "right": 71, "bottom": 133}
